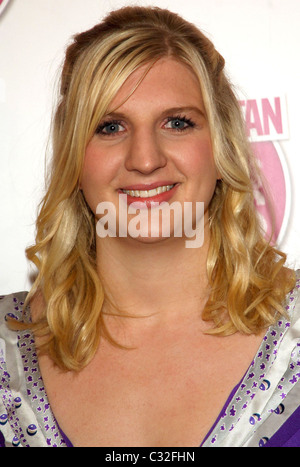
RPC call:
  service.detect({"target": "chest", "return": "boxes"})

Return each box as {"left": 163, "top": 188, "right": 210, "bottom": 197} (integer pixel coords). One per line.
{"left": 40, "top": 332, "right": 261, "bottom": 447}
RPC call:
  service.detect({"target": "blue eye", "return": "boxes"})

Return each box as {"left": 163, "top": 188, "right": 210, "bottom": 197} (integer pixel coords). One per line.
{"left": 96, "top": 120, "right": 125, "bottom": 135}
{"left": 165, "top": 116, "right": 195, "bottom": 131}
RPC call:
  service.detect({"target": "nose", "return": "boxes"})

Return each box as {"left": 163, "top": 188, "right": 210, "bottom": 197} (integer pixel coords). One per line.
{"left": 124, "top": 128, "right": 167, "bottom": 174}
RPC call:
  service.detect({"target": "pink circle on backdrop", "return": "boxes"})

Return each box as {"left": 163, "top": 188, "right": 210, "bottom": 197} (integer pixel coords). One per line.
{"left": 251, "top": 141, "right": 290, "bottom": 245}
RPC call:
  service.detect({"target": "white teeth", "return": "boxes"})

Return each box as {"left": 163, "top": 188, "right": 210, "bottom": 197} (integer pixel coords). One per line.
{"left": 122, "top": 184, "right": 175, "bottom": 198}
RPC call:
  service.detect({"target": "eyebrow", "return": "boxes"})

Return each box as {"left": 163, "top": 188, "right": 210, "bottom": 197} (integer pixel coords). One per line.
{"left": 104, "top": 106, "right": 206, "bottom": 120}
{"left": 161, "top": 106, "right": 206, "bottom": 118}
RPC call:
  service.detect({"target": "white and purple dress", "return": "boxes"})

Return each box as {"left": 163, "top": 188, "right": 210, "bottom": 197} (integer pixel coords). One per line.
{"left": 1, "top": 271, "right": 300, "bottom": 447}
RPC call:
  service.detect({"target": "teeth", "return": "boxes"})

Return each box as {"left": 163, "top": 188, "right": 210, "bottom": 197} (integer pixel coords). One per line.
{"left": 122, "top": 184, "right": 175, "bottom": 198}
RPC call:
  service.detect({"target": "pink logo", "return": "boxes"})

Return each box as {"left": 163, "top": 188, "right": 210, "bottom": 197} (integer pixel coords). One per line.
{"left": 251, "top": 141, "right": 290, "bottom": 244}
{"left": 239, "top": 96, "right": 290, "bottom": 244}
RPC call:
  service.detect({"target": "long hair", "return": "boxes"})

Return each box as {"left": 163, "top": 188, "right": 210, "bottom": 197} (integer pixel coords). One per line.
{"left": 21, "top": 6, "right": 294, "bottom": 370}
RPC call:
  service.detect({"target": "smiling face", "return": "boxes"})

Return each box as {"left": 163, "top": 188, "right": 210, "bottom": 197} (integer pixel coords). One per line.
{"left": 80, "top": 58, "right": 218, "bottom": 244}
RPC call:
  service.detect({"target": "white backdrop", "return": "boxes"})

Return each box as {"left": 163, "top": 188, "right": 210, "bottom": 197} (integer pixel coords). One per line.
{"left": 1, "top": 0, "right": 300, "bottom": 294}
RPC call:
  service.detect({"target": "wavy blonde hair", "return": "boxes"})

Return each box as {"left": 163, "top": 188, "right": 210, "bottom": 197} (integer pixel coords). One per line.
{"left": 20, "top": 6, "right": 294, "bottom": 370}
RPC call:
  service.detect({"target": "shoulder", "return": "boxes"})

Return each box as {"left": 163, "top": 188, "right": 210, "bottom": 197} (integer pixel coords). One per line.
{"left": 0, "top": 291, "right": 29, "bottom": 328}
{"left": 0, "top": 292, "right": 30, "bottom": 365}
{"left": 0, "top": 293, "right": 64, "bottom": 446}
{"left": 0, "top": 292, "right": 29, "bottom": 365}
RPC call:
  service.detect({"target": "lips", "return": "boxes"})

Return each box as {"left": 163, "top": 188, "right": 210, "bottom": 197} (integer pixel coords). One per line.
{"left": 118, "top": 182, "right": 179, "bottom": 207}
{"left": 122, "top": 184, "right": 175, "bottom": 198}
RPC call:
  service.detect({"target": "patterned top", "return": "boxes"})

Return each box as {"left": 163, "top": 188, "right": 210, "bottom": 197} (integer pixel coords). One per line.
{"left": 0, "top": 271, "right": 300, "bottom": 447}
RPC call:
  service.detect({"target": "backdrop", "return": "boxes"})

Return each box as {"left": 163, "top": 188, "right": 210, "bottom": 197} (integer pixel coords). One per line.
{"left": 1, "top": 0, "right": 299, "bottom": 293}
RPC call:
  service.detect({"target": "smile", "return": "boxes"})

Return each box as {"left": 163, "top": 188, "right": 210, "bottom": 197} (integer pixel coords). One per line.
{"left": 121, "top": 184, "right": 175, "bottom": 198}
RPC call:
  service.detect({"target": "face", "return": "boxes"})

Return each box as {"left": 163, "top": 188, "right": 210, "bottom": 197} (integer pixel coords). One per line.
{"left": 80, "top": 58, "right": 218, "bottom": 244}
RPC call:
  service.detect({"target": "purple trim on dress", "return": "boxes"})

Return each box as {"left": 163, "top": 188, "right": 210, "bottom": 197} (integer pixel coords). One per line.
{"left": 264, "top": 406, "right": 300, "bottom": 447}
{"left": 0, "top": 430, "right": 5, "bottom": 447}
{"left": 56, "top": 422, "right": 73, "bottom": 447}
{"left": 200, "top": 381, "right": 241, "bottom": 446}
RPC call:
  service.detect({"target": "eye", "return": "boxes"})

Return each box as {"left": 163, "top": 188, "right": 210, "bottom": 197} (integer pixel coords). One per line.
{"left": 95, "top": 120, "right": 125, "bottom": 136}
{"left": 164, "top": 116, "right": 195, "bottom": 131}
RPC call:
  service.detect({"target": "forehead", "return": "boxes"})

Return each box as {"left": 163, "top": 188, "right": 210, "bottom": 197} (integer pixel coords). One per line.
{"left": 107, "top": 58, "right": 205, "bottom": 114}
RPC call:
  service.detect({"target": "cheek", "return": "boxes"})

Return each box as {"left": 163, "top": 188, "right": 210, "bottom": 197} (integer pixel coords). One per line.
{"left": 180, "top": 138, "right": 218, "bottom": 205}
{"left": 80, "top": 148, "right": 99, "bottom": 197}
{"left": 80, "top": 142, "right": 114, "bottom": 213}
{"left": 184, "top": 138, "right": 216, "bottom": 177}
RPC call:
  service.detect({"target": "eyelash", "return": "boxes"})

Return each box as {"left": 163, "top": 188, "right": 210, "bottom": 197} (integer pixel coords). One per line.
{"left": 95, "top": 119, "right": 123, "bottom": 135}
{"left": 95, "top": 115, "right": 196, "bottom": 136}
{"left": 165, "top": 115, "right": 195, "bottom": 131}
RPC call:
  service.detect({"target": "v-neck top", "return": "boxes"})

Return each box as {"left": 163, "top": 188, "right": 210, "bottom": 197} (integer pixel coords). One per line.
{"left": 1, "top": 271, "right": 300, "bottom": 447}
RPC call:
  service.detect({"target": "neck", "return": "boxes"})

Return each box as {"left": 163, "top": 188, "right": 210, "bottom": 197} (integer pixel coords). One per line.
{"left": 95, "top": 231, "right": 210, "bottom": 322}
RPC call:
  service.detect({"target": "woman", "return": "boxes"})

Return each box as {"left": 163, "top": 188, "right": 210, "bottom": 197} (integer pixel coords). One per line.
{"left": 0, "top": 6, "right": 299, "bottom": 447}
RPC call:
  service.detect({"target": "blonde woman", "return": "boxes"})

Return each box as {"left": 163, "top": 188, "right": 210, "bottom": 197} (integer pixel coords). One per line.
{"left": 0, "top": 6, "right": 299, "bottom": 448}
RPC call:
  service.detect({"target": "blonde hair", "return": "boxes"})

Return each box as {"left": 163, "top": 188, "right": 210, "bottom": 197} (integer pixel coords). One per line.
{"left": 21, "top": 6, "right": 294, "bottom": 370}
